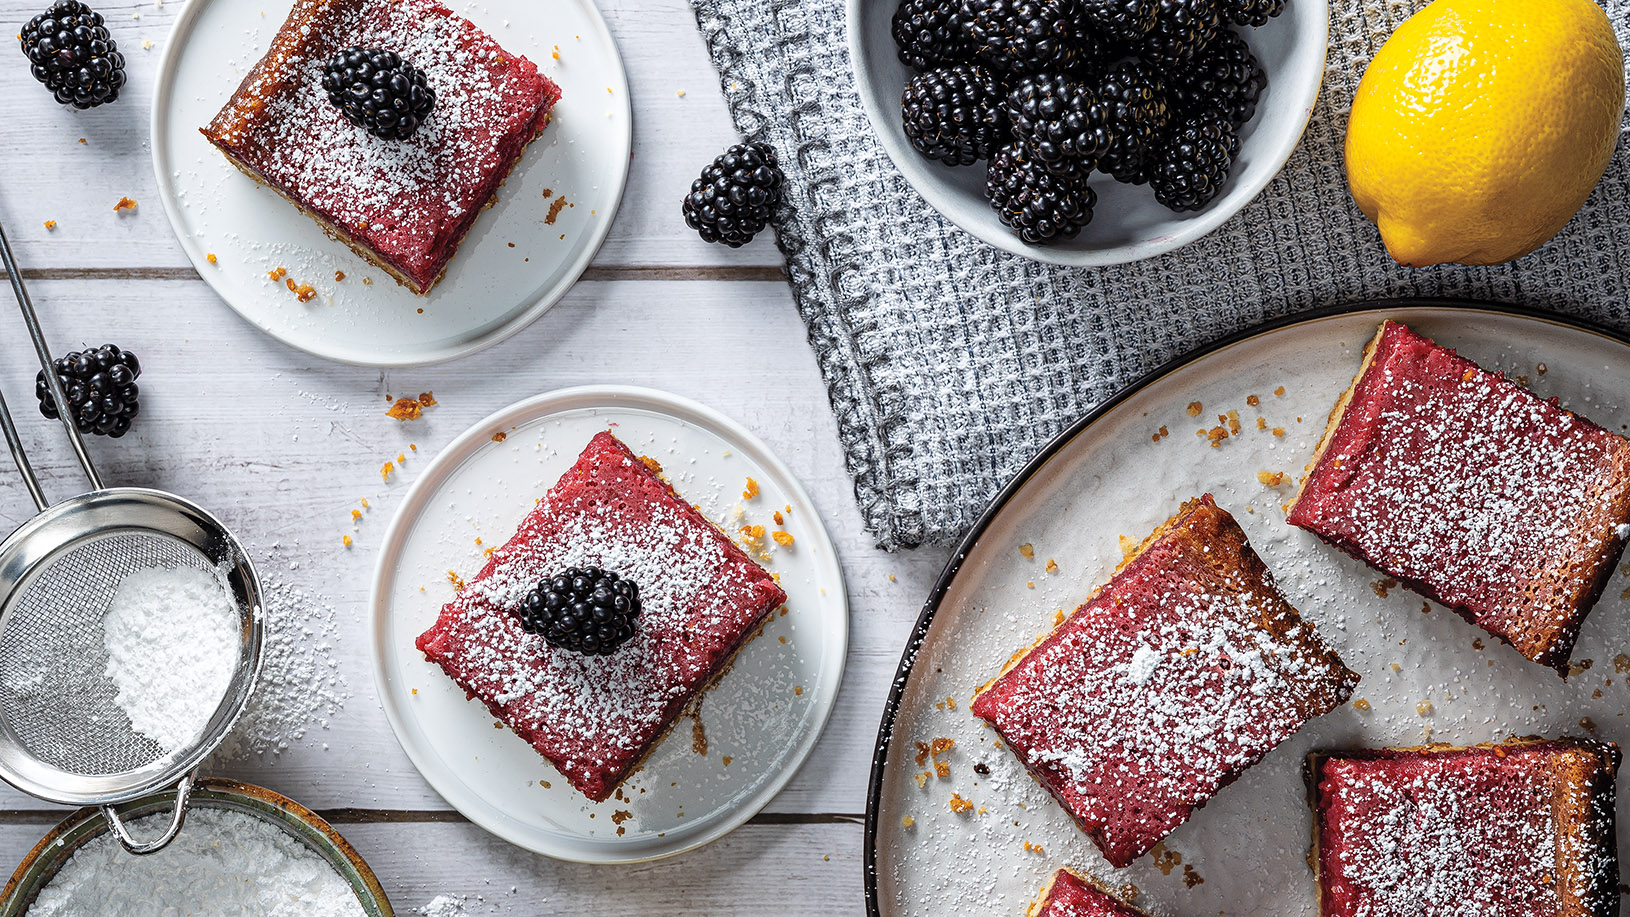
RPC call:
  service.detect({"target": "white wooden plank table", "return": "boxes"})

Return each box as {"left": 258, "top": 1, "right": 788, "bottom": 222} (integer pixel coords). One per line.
{"left": 0, "top": 1, "right": 955, "bottom": 911}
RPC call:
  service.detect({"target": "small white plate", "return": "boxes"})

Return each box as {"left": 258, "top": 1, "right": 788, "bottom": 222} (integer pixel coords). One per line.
{"left": 150, "top": 0, "right": 631, "bottom": 366}
{"left": 370, "top": 386, "right": 849, "bottom": 862}
{"left": 847, "top": 0, "right": 1328, "bottom": 266}
{"left": 869, "top": 304, "right": 1630, "bottom": 915}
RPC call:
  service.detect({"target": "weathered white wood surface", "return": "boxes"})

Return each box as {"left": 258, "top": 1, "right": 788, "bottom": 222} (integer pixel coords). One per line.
{"left": 0, "top": 0, "right": 953, "bottom": 912}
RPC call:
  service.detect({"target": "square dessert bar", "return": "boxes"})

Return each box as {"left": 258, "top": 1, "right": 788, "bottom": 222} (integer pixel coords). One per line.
{"left": 1026, "top": 869, "right": 1151, "bottom": 917}
{"left": 415, "top": 432, "right": 786, "bottom": 801}
{"left": 1309, "top": 738, "right": 1620, "bottom": 917}
{"left": 971, "top": 495, "right": 1357, "bottom": 868}
{"left": 1287, "top": 321, "right": 1630, "bottom": 673}
{"left": 201, "top": 0, "right": 560, "bottom": 294}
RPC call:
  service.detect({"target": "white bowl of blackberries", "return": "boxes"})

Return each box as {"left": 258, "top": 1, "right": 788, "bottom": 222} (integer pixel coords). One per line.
{"left": 848, "top": 0, "right": 1329, "bottom": 265}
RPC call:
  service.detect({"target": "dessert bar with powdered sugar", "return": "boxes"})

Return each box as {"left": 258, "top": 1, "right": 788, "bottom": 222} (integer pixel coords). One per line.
{"left": 1308, "top": 738, "right": 1620, "bottom": 917}
{"left": 1025, "top": 868, "right": 1152, "bottom": 917}
{"left": 1288, "top": 320, "right": 1630, "bottom": 673}
{"left": 971, "top": 495, "right": 1357, "bottom": 868}
{"left": 201, "top": 0, "right": 560, "bottom": 294}
{"left": 415, "top": 431, "right": 786, "bottom": 801}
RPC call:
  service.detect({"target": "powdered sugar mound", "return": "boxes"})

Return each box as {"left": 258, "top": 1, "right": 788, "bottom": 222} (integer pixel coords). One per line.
{"left": 29, "top": 807, "right": 365, "bottom": 917}
{"left": 211, "top": 560, "right": 348, "bottom": 761}
{"left": 103, "top": 565, "right": 240, "bottom": 753}
{"left": 1125, "top": 645, "right": 1161, "bottom": 685}
{"left": 417, "top": 894, "right": 470, "bottom": 917}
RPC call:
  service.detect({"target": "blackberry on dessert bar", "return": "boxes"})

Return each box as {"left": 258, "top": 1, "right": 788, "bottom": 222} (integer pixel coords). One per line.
{"left": 321, "top": 47, "right": 436, "bottom": 140}
{"left": 1219, "top": 0, "right": 1286, "bottom": 26}
{"left": 519, "top": 567, "right": 642, "bottom": 656}
{"left": 682, "top": 141, "right": 785, "bottom": 246}
{"left": 901, "top": 64, "right": 1008, "bottom": 165}
{"left": 1148, "top": 109, "right": 1240, "bottom": 211}
{"left": 1004, "top": 72, "right": 1118, "bottom": 174}
{"left": 19, "top": 0, "right": 125, "bottom": 109}
{"left": 985, "top": 141, "right": 1096, "bottom": 244}
{"left": 35, "top": 343, "right": 141, "bottom": 438}
{"left": 1168, "top": 28, "right": 1266, "bottom": 127}
{"left": 891, "top": 0, "right": 974, "bottom": 70}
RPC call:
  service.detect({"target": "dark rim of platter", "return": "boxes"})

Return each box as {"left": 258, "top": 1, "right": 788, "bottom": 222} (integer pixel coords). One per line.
{"left": 861, "top": 297, "right": 1630, "bottom": 914}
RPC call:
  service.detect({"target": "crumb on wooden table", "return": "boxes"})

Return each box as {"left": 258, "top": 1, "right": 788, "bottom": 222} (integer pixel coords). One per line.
{"left": 386, "top": 392, "right": 437, "bottom": 421}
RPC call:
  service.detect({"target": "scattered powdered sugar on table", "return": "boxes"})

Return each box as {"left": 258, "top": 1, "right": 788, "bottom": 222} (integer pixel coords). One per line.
{"left": 28, "top": 807, "right": 365, "bottom": 917}
{"left": 211, "top": 554, "right": 348, "bottom": 761}
{"left": 103, "top": 564, "right": 240, "bottom": 753}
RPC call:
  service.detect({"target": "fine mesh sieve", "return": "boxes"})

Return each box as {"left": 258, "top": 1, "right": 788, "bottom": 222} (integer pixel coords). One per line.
{"left": 0, "top": 214, "right": 264, "bottom": 854}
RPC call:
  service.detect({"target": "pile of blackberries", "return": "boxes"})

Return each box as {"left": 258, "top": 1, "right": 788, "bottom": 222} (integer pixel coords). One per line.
{"left": 894, "top": 0, "right": 1277, "bottom": 245}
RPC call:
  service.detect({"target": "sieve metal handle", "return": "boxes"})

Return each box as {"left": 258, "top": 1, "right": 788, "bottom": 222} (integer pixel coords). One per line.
{"left": 101, "top": 772, "right": 194, "bottom": 856}
{"left": 0, "top": 213, "right": 104, "bottom": 507}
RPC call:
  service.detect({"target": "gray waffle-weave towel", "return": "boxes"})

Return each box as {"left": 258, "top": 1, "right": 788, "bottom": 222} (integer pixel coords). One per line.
{"left": 690, "top": 0, "right": 1630, "bottom": 550}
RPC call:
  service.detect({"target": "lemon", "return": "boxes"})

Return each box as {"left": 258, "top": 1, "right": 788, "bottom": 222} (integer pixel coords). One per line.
{"left": 1345, "top": 0, "right": 1625, "bottom": 267}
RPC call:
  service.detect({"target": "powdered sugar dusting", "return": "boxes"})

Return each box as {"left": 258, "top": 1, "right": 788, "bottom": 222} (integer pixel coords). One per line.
{"left": 211, "top": 556, "right": 348, "bottom": 761}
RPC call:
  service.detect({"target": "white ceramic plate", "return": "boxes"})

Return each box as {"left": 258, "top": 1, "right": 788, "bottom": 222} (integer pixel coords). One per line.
{"left": 847, "top": 0, "right": 1328, "bottom": 266}
{"left": 370, "top": 386, "right": 848, "bottom": 862}
{"left": 150, "top": 0, "right": 630, "bottom": 366}
{"left": 867, "top": 303, "right": 1630, "bottom": 915}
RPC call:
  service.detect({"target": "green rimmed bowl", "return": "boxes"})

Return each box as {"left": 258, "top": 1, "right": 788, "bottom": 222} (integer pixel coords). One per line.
{"left": 0, "top": 778, "right": 393, "bottom": 916}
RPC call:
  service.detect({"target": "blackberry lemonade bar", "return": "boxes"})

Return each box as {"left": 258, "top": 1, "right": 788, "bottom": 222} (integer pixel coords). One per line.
{"left": 1308, "top": 738, "right": 1620, "bottom": 916}
{"left": 201, "top": 0, "right": 560, "bottom": 294}
{"left": 1025, "top": 869, "right": 1152, "bottom": 917}
{"left": 1287, "top": 321, "right": 1630, "bottom": 672}
{"left": 971, "top": 495, "right": 1357, "bottom": 867}
{"left": 415, "top": 432, "right": 786, "bottom": 801}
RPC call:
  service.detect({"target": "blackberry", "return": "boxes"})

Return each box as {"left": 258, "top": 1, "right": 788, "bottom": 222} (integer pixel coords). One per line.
{"left": 1148, "top": 110, "right": 1239, "bottom": 211}
{"left": 1168, "top": 29, "right": 1266, "bottom": 127}
{"left": 518, "top": 567, "right": 642, "bottom": 656}
{"left": 1139, "top": 0, "right": 1221, "bottom": 68}
{"left": 682, "top": 141, "right": 784, "bottom": 246}
{"left": 1220, "top": 0, "right": 1286, "bottom": 27}
{"left": 892, "top": 0, "right": 974, "bottom": 70}
{"left": 322, "top": 47, "right": 435, "bottom": 140}
{"left": 1077, "top": 0, "right": 1157, "bottom": 43}
{"left": 35, "top": 343, "right": 141, "bottom": 438}
{"left": 902, "top": 64, "right": 1008, "bottom": 165}
{"left": 19, "top": 1, "right": 125, "bottom": 109}
{"left": 985, "top": 141, "right": 1096, "bottom": 244}
{"left": 1004, "top": 73, "right": 1118, "bottom": 174}
{"left": 1093, "top": 58, "right": 1171, "bottom": 184}
{"left": 963, "top": 0, "right": 1089, "bottom": 75}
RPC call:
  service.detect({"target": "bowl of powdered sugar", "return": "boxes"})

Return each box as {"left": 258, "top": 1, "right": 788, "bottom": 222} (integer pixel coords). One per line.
{"left": 0, "top": 778, "right": 392, "bottom": 916}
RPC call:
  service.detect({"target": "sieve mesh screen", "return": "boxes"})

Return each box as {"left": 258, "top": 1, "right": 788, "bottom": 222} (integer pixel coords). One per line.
{"left": 0, "top": 533, "right": 223, "bottom": 776}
